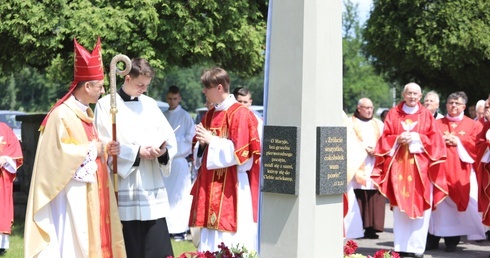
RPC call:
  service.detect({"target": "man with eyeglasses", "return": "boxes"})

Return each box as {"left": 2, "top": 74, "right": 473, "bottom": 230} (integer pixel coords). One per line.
{"left": 372, "top": 83, "right": 447, "bottom": 258}
{"left": 346, "top": 98, "right": 386, "bottom": 240}
{"left": 427, "top": 91, "right": 486, "bottom": 252}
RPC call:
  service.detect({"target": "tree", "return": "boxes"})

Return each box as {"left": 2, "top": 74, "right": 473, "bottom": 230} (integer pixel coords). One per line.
{"left": 0, "top": 0, "right": 267, "bottom": 112}
{"left": 342, "top": 0, "right": 392, "bottom": 113}
{"left": 0, "top": 0, "right": 267, "bottom": 79}
{"left": 363, "top": 0, "right": 490, "bottom": 103}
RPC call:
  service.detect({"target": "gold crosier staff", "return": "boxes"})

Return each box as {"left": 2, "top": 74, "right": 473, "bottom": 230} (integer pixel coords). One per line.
{"left": 109, "top": 54, "right": 131, "bottom": 202}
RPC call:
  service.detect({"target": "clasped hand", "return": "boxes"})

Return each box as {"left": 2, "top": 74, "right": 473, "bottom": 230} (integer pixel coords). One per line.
{"left": 195, "top": 123, "right": 213, "bottom": 145}
{"left": 398, "top": 131, "right": 412, "bottom": 144}
{"left": 443, "top": 134, "right": 457, "bottom": 146}
{"left": 139, "top": 141, "right": 167, "bottom": 160}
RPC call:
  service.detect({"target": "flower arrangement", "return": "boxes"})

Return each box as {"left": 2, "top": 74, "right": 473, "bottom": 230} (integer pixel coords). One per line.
{"left": 178, "top": 242, "right": 258, "bottom": 258}
{"left": 344, "top": 240, "right": 400, "bottom": 258}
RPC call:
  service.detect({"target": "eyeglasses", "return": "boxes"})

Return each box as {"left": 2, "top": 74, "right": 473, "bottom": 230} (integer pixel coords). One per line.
{"left": 447, "top": 101, "right": 464, "bottom": 106}
{"left": 360, "top": 106, "right": 374, "bottom": 110}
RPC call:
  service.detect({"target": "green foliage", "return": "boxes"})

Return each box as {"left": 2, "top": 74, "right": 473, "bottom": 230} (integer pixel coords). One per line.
{"left": 155, "top": 65, "right": 206, "bottom": 112}
{"left": 342, "top": 0, "right": 392, "bottom": 113}
{"left": 152, "top": 65, "right": 264, "bottom": 114}
{"left": 0, "top": 0, "right": 267, "bottom": 83}
{"left": 363, "top": 0, "right": 490, "bottom": 103}
{"left": 0, "top": 0, "right": 267, "bottom": 112}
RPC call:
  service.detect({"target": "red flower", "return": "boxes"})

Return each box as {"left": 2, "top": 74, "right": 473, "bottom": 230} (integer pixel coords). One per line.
{"left": 344, "top": 240, "right": 358, "bottom": 255}
{"left": 373, "top": 250, "right": 387, "bottom": 258}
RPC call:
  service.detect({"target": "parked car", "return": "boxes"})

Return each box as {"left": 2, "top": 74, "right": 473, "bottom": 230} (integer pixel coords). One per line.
{"left": 194, "top": 105, "right": 263, "bottom": 124}
{"left": 0, "top": 110, "right": 26, "bottom": 141}
{"left": 156, "top": 101, "right": 169, "bottom": 113}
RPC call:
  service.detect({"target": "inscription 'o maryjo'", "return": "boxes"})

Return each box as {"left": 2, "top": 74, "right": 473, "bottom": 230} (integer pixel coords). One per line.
{"left": 327, "top": 137, "right": 343, "bottom": 143}
{"left": 271, "top": 139, "right": 289, "bottom": 145}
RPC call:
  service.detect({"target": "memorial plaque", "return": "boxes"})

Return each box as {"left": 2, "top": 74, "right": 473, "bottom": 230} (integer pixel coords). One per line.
{"left": 316, "top": 126, "right": 347, "bottom": 195}
{"left": 262, "top": 125, "right": 298, "bottom": 195}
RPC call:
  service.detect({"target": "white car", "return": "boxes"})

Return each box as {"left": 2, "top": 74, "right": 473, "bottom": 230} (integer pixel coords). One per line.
{"left": 0, "top": 110, "right": 26, "bottom": 141}
{"left": 156, "top": 101, "right": 169, "bottom": 113}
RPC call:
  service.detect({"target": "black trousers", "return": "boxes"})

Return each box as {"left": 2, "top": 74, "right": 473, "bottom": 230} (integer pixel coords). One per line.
{"left": 427, "top": 233, "right": 460, "bottom": 247}
{"left": 122, "top": 218, "right": 174, "bottom": 258}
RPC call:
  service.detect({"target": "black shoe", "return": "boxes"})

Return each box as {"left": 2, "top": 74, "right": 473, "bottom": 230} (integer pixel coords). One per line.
{"left": 0, "top": 249, "right": 6, "bottom": 256}
{"left": 397, "top": 252, "right": 424, "bottom": 258}
{"left": 363, "top": 233, "right": 379, "bottom": 239}
{"left": 172, "top": 232, "right": 186, "bottom": 242}
{"left": 445, "top": 245, "right": 457, "bottom": 252}
{"left": 363, "top": 229, "right": 380, "bottom": 239}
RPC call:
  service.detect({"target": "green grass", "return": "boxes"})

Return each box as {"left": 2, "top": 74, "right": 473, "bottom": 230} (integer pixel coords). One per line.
{"left": 4, "top": 221, "right": 196, "bottom": 258}
{"left": 3, "top": 222, "right": 23, "bottom": 258}
{"left": 172, "top": 238, "right": 197, "bottom": 257}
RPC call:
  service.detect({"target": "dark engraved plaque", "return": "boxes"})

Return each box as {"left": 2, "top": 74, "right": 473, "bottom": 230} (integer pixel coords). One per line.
{"left": 316, "top": 126, "right": 347, "bottom": 195}
{"left": 262, "top": 125, "right": 298, "bottom": 195}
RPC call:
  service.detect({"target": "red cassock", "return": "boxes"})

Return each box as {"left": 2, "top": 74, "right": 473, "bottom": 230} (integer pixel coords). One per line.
{"left": 372, "top": 102, "right": 447, "bottom": 219}
{"left": 189, "top": 103, "right": 261, "bottom": 232}
{"left": 436, "top": 116, "right": 482, "bottom": 211}
{"left": 0, "top": 123, "right": 23, "bottom": 235}
{"left": 475, "top": 120, "right": 490, "bottom": 226}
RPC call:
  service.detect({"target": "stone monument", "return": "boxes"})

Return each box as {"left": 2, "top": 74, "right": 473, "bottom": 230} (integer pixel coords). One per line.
{"left": 260, "top": 1, "right": 344, "bottom": 257}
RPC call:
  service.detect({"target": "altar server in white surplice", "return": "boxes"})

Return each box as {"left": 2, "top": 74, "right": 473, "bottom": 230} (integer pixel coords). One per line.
{"left": 95, "top": 58, "right": 177, "bottom": 258}
{"left": 163, "top": 85, "right": 196, "bottom": 241}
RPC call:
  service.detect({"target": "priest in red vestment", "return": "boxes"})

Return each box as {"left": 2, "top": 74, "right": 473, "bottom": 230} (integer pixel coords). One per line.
{"left": 476, "top": 96, "right": 490, "bottom": 228}
{"left": 0, "top": 122, "right": 23, "bottom": 256}
{"left": 190, "top": 67, "right": 261, "bottom": 253}
{"left": 372, "top": 83, "right": 447, "bottom": 258}
{"left": 427, "top": 91, "right": 485, "bottom": 252}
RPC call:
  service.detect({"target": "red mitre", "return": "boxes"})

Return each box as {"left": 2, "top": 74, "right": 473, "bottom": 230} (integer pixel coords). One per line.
{"left": 40, "top": 37, "right": 104, "bottom": 131}
{"left": 73, "top": 37, "right": 104, "bottom": 81}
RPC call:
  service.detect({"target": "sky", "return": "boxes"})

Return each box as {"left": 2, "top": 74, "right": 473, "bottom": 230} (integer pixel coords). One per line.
{"left": 352, "top": 0, "right": 373, "bottom": 24}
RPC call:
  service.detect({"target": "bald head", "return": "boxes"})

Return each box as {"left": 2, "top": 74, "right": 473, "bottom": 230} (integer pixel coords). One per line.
{"left": 357, "top": 98, "right": 374, "bottom": 120}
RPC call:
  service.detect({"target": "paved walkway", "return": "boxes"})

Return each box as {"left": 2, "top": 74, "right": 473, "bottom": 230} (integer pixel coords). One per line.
{"left": 353, "top": 204, "right": 490, "bottom": 258}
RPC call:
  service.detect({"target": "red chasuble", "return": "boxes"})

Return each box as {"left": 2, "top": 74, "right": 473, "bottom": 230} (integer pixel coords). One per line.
{"left": 436, "top": 116, "right": 481, "bottom": 212}
{"left": 372, "top": 102, "right": 447, "bottom": 219}
{"left": 475, "top": 120, "right": 490, "bottom": 225}
{"left": 189, "top": 103, "right": 261, "bottom": 232}
{"left": 0, "top": 123, "right": 23, "bottom": 234}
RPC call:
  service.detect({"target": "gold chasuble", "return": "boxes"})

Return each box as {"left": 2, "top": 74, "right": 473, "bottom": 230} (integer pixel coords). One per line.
{"left": 24, "top": 96, "right": 125, "bottom": 258}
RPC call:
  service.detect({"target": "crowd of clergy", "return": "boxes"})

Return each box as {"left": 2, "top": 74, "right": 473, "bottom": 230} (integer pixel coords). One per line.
{"left": 344, "top": 83, "right": 490, "bottom": 258}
